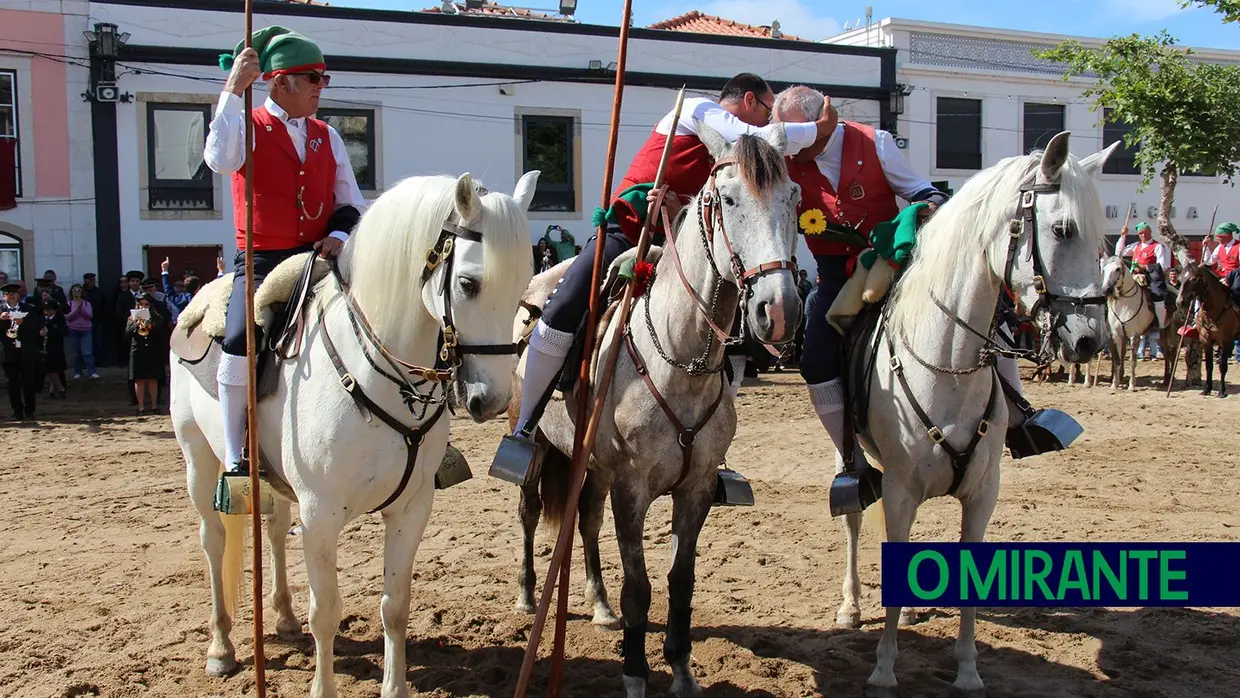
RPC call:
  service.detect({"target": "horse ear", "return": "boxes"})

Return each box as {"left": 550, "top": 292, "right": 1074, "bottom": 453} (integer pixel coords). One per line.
{"left": 764, "top": 122, "right": 788, "bottom": 154}
{"left": 1040, "top": 131, "right": 1071, "bottom": 181}
{"left": 513, "top": 170, "right": 541, "bottom": 213}
{"left": 1079, "top": 140, "right": 1121, "bottom": 179}
{"left": 693, "top": 117, "right": 732, "bottom": 162}
{"left": 454, "top": 172, "right": 482, "bottom": 223}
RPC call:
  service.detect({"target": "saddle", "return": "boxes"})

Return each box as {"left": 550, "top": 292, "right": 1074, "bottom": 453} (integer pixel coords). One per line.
{"left": 170, "top": 252, "right": 328, "bottom": 501}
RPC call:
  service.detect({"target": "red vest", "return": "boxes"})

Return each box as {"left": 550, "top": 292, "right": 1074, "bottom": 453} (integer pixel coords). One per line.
{"left": 611, "top": 131, "right": 715, "bottom": 244}
{"left": 1218, "top": 241, "right": 1240, "bottom": 276}
{"left": 1132, "top": 240, "right": 1160, "bottom": 267}
{"left": 787, "top": 122, "right": 899, "bottom": 257}
{"left": 231, "top": 107, "right": 337, "bottom": 251}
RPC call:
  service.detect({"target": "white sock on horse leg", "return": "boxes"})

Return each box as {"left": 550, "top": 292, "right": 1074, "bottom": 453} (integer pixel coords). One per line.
{"left": 807, "top": 378, "right": 849, "bottom": 456}
{"left": 516, "top": 319, "right": 575, "bottom": 434}
{"left": 728, "top": 355, "right": 747, "bottom": 398}
{"left": 216, "top": 353, "right": 249, "bottom": 470}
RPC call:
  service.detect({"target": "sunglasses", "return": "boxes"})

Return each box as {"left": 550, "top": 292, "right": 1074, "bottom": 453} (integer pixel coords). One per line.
{"left": 292, "top": 72, "right": 331, "bottom": 86}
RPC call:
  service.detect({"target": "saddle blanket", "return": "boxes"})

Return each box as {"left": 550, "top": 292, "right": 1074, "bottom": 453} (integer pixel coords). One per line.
{"left": 177, "top": 251, "right": 330, "bottom": 340}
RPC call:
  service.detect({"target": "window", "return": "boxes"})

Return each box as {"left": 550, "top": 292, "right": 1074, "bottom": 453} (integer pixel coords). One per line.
{"left": 1023, "top": 102, "right": 1064, "bottom": 154}
{"left": 146, "top": 103, "right": 212, "bottom": 210}
{"left": 1102, "top": 108, "right": 1139, "bottom": 175}
{"left": 521, "top": 114, "right": 575, "bottom": 212}
{"left": 0, "top": 231, "right": 22, "bottom": 279}
{"left": 317, "top": 108, "right": 376, "bottom": 191}
{"left": 936, "top": 97, "right": 982, "bottom": 170}
{"left": 0, "top": 71, "right": 20, "bottom": 198}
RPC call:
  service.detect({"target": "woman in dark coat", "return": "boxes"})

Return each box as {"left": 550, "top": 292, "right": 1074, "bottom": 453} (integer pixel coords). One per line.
{"left": 39, "top": 299, "right": 67, "bottom": 398}
{"left": 126, "top": 293, "right": 165, "bottom": 415}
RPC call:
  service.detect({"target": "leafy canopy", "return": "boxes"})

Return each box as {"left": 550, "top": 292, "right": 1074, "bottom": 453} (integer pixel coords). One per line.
{"left": 1035, "top": 31, "right": 1240, "bottom": 189}
{"left": 1181, "top": 0, "right": 1240, "bottom": 23}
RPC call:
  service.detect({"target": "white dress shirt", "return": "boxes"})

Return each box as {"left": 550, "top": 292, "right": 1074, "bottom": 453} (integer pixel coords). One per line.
{"left": 204, "top": 92, "right": 368, "bottom": 242}
{"left": 656, "top": 97, "right": 819, "bottom": 157}
{"left": 1115, "top": 235, "right": 1172, "bottom": 269}
{"left": 811, "top": 122, "right": 946, "bottom": 205}
{"left": 1202, "top": 239, "right": 1235, "bottom": 267}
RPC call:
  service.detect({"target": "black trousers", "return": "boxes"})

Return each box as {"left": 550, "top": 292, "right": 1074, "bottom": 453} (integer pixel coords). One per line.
{"left": 4, "top": 362, "right": 38, "bottom": 417}
{"left": 541, "top": 228, "right": 632, "bottom": 334}
{"left": 799, "top": 254, "right": 849, "bottom": 385}
{"left": 223, "top": 245, "right": 315, "bottom": 356}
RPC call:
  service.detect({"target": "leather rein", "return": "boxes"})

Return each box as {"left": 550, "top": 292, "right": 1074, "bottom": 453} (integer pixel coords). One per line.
{"left": 315, "top": 204, "right": 519, "bottom": 514}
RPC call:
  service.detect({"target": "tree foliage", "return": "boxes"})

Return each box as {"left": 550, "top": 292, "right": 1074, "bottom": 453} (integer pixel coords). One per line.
{"left": 1181, "top": 0, "right": 1240, "bottom": 23}
{"left": 1035, "top": 31, "right": 1240, "bottom": 191}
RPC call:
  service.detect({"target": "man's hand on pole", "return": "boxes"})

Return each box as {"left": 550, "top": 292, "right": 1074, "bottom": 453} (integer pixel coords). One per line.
{"left": 315, "top": 236, "right": 344, "bottom": 259}
{"left": 226, "top": 47, "right": 261, "bottom": 97}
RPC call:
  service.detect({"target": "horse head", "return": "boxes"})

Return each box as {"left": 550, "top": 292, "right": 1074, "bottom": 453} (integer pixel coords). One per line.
{"left": 693, "top": 119, "right": 803, "bottom": 344}
{"left": 426, "top": 170, "right": 540, "bottom": 421}
{"left": 999, "top": 130, "right": 1118, "bottom": 365}
{"left": 1100, "top": 255, "right": 1128, "bottom": 298}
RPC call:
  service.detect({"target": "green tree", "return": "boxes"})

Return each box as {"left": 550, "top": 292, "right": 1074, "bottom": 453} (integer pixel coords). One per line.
{"left": 1036, "top": 32, "right": 1240, "bottom": 249}
{"left": 1181, "top": 0, "right": 1240, "bottom": 23}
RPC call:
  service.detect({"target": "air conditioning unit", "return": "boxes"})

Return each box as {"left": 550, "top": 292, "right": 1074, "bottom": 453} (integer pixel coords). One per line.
{"left": 94, "top": 81, "right": 120, "bottom": 102}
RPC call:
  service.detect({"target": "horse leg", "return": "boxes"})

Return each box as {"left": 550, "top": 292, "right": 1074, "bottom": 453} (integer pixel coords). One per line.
{"left": 302, "top": 511, "right": 346, "bottom": 698}
{"left": 580, "top": 469, "right": 621, "bottom": 628}
{"left": 952, "top": 476, "right": 1000, "bottom": 698}
{"left": 665, "top": 476, "right": 715, "bottom": 698}
{"left": 514, "top": 481, "right": 541, "bottom": 614}
{"left": 378, "top": 487, "right": 435, "bottom": 698}
{"left": 266, "top": 498, "right": 301, "bottom": 640}
{"left": 1128, "top": 335, "right": 1139, "bottom": 391}
{"left": 1203, "top": 342, "right": 1215, "bottom": 396}
{"left": 184, "top": 440, "right": 239, "bottom": 677}
{"left": 612, "top": 486, "right": 654, "bottom": 698}
{"left": 1218, "top": 343, "right": 1230, "bottom": 398}
{"left": 1110, "top": 335, "right": 1123, "bottom": 391}
{"left": 865, "top": 485, "right": 919, "bottom": 698}
{"left": 835, "top": 453, "right": 863, "bottom": 629}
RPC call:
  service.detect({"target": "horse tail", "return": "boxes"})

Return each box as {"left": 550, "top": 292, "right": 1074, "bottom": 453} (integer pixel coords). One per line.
{"left": 863, "top": 495, "right": 887, "bottom": 542}
{"left": 539, "top": 446, "right": 574, "bottom": 537}
{"left": 220, "top": 513, "right": 249, "bottom": 619}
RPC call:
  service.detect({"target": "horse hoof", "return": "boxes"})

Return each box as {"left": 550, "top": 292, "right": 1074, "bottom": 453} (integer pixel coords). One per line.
{"left": 205, "top": 655, "right": 237, "bottom": 677}
{"left": 863, "top": 684, "right": 899, "bottom": 698}
{"left": 899, "top": 610, "right": 926, "bottom": 626}
{"left": 514, "top": 599, "right": 535, "bottom": 615}
{"left": 670, "top": 675, "right": 703, "bottom": 697}
{"left": 592, "top": 610, "right": 623, "bottom": 630}
{"left": 276, "top": 620, "right": 303, "bottom": 641}
{"left": 622, "top": 675, "right": 648, "bottom": 698}
{"left": 836, "top": 609, "right": 862, "bottom": 629}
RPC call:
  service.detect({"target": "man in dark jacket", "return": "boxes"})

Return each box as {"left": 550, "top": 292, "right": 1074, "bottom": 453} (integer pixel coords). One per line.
{"left": 1, "top": 282, "right": 43, "bottom": 420}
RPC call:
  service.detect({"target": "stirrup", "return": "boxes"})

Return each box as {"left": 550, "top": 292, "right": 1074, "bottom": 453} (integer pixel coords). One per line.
{"left": 1006, "top": 408, "right": 1083, "bottom": 459}
{"left": 214, "top": 465, "right": 275, "bottom": 516}
{"left": 713, "top": 462, "right": 755, "bottom": 507}
{"left": 488, "top": 431, "right": 546, "bottom": 486}
{"left": 435, "top": 443, "right": 473, "bottom": 490}
{"left": 829, "top": 448, "right": 882, "bottom": 517}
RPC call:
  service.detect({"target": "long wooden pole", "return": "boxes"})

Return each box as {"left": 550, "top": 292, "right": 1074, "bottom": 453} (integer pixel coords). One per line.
{"left": 241, "top": 1, "right": 267, "bottom": 694}
{"left": 512, "top": 3, "right": 634, "bottom": 696}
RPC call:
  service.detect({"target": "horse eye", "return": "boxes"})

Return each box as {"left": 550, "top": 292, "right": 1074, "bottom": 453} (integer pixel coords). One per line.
{"left": 458, "top": 277, "right": 479, "bottom": 298}
{"left": 722, "top": 195, "right": 736, "bottom": 206}
{"left": 1052, "top": 222, "right": 1074, "bottom": 239}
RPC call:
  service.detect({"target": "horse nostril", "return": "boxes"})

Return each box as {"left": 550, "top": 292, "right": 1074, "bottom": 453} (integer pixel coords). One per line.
{"left": 755, "top": 301, "right": 770, "bottom": 326}
{"left": 467, "top": 395, "right": 483, "bottom": 415}
{"left": 1075, "top": 336, "right": 1097, "bottom": 359}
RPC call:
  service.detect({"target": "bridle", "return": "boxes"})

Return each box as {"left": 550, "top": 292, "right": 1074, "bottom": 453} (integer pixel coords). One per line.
{"left": 652, "top": 155, "right": 798, "bottom": 375}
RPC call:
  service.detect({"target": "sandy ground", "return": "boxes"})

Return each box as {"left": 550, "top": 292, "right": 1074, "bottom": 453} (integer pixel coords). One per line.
{"left": 2, "top": 357, "right": 1238, "bottom": 698}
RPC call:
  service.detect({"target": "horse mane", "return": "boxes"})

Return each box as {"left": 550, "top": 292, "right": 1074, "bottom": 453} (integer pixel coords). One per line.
{"left": 334, "top": 174, "right": 531, "bottom": 342}
{"left": 732, "top": 134, "right": 788, "bottom": 199}
{"left": 887, "top": 147, "right": 1107, "bottom": 343}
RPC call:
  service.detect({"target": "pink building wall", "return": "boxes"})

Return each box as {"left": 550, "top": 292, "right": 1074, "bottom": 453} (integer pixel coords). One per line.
{"left": 0, "top": 7, "right": 71, "bottom": 198}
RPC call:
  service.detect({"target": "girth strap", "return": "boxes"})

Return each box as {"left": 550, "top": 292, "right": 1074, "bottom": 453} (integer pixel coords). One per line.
{"left": 318, "top": 302, "right": 446, "bottom": 514}
{"left": 623, "top": 328, "right": 727, "bottom": 493}
{"left": 885, "top": 329, "right": 999, "bottom": 496}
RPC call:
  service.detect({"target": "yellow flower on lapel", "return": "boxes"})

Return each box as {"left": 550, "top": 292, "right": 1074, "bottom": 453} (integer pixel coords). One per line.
{"left": 800, "top": 208, "right": 827, "bottom": 235}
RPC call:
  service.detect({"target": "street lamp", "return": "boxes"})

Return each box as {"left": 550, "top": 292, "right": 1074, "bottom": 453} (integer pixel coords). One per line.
{"left": 559, "top": 0, "right": 577, "bottom": 16}
{"left": 83, "top": 22, "right": 131, "bottom": 59}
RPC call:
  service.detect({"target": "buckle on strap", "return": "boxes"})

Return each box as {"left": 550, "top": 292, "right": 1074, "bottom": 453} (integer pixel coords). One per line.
{"left": 889, "top": 354, "right": 902, "bottom": 372}
{"left": 341, "top": 372, "right": 357, "bottom": 392}
{"left": 977, "top": 419, "right": 990, "bottom": 436}
{"left": 1033, "top": 275, "right": 1047, "bottom": 294}
{"left": 928, "top": 426, "right": 946, "bottom": 444}
{"left": 1020, "top": 190, "right": 1036, "bottom": 209}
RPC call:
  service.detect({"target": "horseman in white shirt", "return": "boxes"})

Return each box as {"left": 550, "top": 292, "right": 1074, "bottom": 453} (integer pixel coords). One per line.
{"left": 1114, "top": 221, "right": 1172, "bottom": 329}
{"left": 205, "top": 26, "right": 367, "bottom": 476}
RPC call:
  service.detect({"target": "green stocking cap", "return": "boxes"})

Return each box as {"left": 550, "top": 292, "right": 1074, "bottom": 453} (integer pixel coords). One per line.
{"left": 219, "top": 25, "right": 326, "bottom": 77}
{"left": 1134, "top": 222, "right": 1151, "bottom": 234}
{"left": 593, "top": 183, "right": 654, "bottom": 228}
{"left": 1215, "top": 221, "right": 1238, "bottom": 236}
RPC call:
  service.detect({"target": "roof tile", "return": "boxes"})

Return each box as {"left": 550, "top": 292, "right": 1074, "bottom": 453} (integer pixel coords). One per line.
{"left": 648, "top": 10, "right": 804, "bottom": 42}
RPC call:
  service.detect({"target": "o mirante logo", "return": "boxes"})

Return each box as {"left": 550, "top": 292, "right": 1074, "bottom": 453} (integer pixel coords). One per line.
{"left": 881, "top": 542, "right": 1240, "bottom": 608}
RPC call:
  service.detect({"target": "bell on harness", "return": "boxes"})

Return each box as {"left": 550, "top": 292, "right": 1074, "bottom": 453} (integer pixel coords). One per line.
{"left": 1006, "top": 408, "right": 1084, "bottom": 459}
{"left": 435, "top": 443, "right": 474, "bottom": 490}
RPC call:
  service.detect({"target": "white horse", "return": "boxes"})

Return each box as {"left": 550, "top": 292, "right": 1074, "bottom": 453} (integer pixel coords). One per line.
{"left": 171, "top": 171, "right": 538, "bottom": 698}
{"left": 1099, "top": 255, "right": 1157, "bottom": 391}
{"left": 837, "top": 132, "right": 1116, "bottom": 697}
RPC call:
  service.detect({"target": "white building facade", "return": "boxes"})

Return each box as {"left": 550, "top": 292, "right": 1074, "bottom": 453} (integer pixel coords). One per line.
{"left": 826, "top": 18, "right": 1240, "bottom": 255}
{"left": 81, "top": 0, "right": 897, "bottom": 284}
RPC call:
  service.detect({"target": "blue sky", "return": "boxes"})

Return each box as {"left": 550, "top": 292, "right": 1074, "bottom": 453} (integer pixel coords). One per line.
{"left": 328, "top": 0, "right": 1238, "bottom": 50}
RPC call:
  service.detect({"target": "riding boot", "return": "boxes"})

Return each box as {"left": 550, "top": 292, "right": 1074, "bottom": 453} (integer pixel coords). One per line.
{"left": 489, "top": 319, "right": 574, "bottom": 486}
{"left": 217, "top": 353, "right": 249, "bottom": 473}
{"left": 809, "top": 378, "right": 881, "bottom": 516}
{"left": 1154, "top": 300, "right": 1167, "bottom": 330}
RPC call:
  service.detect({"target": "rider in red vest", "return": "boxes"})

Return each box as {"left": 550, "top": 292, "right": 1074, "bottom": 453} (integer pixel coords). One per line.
{"left": 503, "top": 74, "right": 839, "bottom": 457}
{"left": 772, "top": 85, "right": 948, "bottom": 513}
{"left": 1114, "top": 221, "right": 1171, "bottom": 329}
{"left": 1204, "top": 222, "right": 1239, "bottom": 277}
{"left": 207, "top": 27, "right": 367, "bottom": 475}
